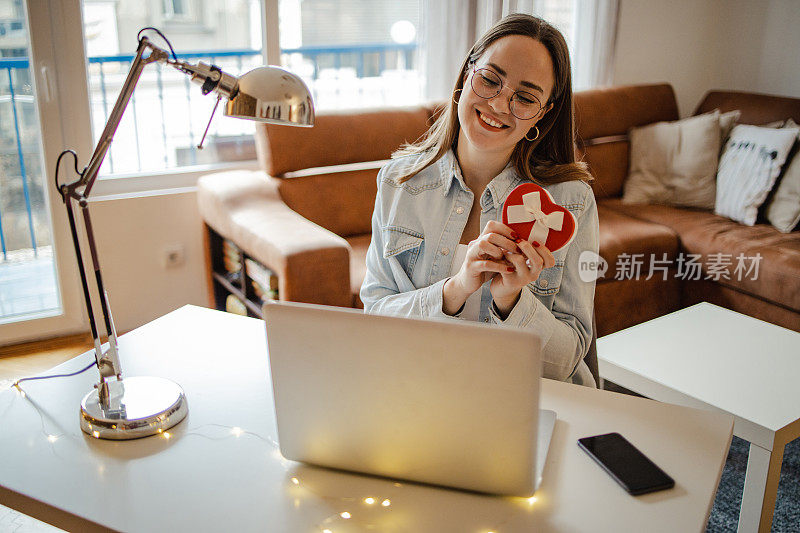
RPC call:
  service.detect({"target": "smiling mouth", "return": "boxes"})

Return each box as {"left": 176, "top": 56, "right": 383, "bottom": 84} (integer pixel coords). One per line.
{"left": 476, "top": 110, "right": 508, "bottom": 129}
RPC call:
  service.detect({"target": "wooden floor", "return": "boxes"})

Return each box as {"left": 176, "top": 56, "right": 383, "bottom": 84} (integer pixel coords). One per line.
{"left": 0, "top": 334, "right": 94, "bottom": 383}
{"left": 0, "top": 335, "right": 89, "bottom": 531}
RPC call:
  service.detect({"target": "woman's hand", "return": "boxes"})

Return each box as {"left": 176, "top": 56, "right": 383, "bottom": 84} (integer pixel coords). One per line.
{"left": 490, "top": 237, "right": 556, "bottom": 318}
{"left": 443, "top": 220, "right": 520, "bottom": 315}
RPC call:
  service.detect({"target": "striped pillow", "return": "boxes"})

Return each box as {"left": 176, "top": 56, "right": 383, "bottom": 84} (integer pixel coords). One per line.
{"left": 714, "top": 124, "right": 799, "bottom": 225}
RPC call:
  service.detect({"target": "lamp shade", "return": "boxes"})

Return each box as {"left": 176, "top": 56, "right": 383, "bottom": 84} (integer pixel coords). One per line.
{"left": 225, "top": 66, "right": 314, "bottom": 127}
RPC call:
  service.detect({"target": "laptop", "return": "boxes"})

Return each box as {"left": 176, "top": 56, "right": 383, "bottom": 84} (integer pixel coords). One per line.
{"left": 263, "top": 300, "right": 556, "bottom": 496}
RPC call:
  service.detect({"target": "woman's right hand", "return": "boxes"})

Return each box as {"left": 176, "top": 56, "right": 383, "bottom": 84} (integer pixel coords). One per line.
{"left": 443, "top": 220, "right": 520, "bottom": 315}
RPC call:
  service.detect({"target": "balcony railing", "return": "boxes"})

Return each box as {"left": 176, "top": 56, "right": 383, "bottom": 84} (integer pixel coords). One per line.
{"left": 0, "top": 42, "right": 418, "bottom": 261}
{"left": 1, "top": 57, "right": 37, "bottom": 262}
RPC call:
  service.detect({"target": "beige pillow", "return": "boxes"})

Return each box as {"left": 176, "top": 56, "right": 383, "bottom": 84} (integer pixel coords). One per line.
{"left": 623, "top": 111, "right": 721, "bottom": 209}
{"left": 765, "top": 118, "right": 800, "bottom": 232}
{"left": 719, "top": 109, "right": 741, "bottom": 148}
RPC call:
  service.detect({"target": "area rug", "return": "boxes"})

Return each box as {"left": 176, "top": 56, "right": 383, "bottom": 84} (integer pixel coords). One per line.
{"left": 707, "top": 435, "right": 800, "bottom": 532}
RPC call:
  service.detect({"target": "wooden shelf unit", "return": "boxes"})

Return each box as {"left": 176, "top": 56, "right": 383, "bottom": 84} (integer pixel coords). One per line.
{"left": 204, "top": 224, "right": 278, "bottom": 319}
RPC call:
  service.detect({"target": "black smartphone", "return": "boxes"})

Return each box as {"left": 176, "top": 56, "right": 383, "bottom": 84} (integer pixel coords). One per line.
{"left": 578, "top": 432, "right": 675, "bottom": 495}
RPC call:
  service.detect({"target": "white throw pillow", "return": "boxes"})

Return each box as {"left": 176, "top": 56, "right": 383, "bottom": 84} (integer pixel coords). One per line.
{"left": 623, "top": 111, "right": 721, "bottom": 209}
{"left": 715, "top": 124, "right": 800, "bottom": 225}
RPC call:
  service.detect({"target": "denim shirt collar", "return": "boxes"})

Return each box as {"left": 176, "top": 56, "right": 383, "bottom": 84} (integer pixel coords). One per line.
{"left": 440, "top": 149, "right": 524, "bottom": 212}
{"left": 440, "top": 150, "right": 469, "bottom": 196}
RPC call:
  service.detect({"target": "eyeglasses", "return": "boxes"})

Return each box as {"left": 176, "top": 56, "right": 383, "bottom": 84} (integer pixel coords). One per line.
{"left": 469, "top": 65, "right": 543, "bottom": 120}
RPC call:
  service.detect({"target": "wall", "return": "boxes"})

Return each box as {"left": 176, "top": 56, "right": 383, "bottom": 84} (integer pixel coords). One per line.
{"left": 754, "top": 0, "right": 800, "bottom": 99}
{"left": 612, "top": 0, "right": 799, "bottom": 117}
{"left": 90, "top": 190, "right": 209, "bottom": 333}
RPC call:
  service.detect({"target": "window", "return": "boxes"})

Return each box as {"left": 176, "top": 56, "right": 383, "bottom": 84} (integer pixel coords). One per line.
{"left": 163, "top": 0, "right": 193, "bottom": 21}
{"left": 82, "top": 0, "right": 265, "bottom": 176}
{"left": 278, "top": 0, "right": 423, "bottom": 110}
{"left": 81, "top": 0, "right": 425, "bottom": 178}
{"left": 0, "top": 0, "right": 61, "bottom": 324}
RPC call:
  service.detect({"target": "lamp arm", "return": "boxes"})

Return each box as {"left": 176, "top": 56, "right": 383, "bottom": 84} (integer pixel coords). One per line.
{"left": 58, "top": 34, "right": 246, "bottom": 404}
{"left": 54, "top": 27, "right": 312, "bottom": 438}
{"left": 81, "top": 37, "right": 168, "bottom": 197}
{"left": 57, "top": 36, "right": 167, "bottom": 395}
{"left": 59, "top": 35, "right": 224, "bottom": 401}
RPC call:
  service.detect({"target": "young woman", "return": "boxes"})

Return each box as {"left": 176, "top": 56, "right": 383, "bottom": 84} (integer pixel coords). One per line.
{"left": 360, "top": 14, "right": 599, "bottom": 387}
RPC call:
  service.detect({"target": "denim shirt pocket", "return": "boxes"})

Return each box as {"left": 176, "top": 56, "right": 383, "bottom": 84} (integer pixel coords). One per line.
{"left": 529, "top": 261, "right": 564, "bottom": 296}
{"left": 382, "top": 225, "right": 424, "bottom": 278}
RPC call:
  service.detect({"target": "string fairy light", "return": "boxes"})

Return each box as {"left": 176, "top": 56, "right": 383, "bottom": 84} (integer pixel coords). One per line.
{"left": 5, "top": 389, "right": 410, "bottom": 533}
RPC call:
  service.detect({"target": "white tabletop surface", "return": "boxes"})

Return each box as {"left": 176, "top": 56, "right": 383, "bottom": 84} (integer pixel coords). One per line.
{"left": 597, "top": 303, "right": 800, "bottom": 440}
{"left": 0, "top": 305, "right": 733, "bottom": 532}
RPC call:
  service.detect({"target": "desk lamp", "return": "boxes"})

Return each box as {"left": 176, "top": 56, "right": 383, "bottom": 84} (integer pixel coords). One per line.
{"left": 56, "top": 29, "right": 314, "bottom": 440}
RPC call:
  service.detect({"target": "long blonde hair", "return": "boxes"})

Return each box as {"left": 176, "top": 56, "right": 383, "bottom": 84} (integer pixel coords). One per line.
{"left": 394, "top": 13, "right": 590, "bottom": 185}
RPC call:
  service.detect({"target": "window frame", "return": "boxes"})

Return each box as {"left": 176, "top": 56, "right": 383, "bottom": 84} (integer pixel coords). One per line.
{"left": 0, "top": 0, "right": 89, "bottom": 344}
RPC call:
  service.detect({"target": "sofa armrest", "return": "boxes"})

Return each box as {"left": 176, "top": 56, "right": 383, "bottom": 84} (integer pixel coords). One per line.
{"left": 197, "top": 170, "right": 352, "bottom": 307}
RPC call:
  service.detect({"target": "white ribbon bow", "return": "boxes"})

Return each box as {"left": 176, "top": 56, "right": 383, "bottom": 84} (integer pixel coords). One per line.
{"left": 506, "top": 191, "right": 564, "bottom": 246}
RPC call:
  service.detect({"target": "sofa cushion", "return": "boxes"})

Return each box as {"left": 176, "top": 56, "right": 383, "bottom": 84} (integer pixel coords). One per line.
{"left": 602, "top": 198, "right": 800, "bottom": 312}
{"left": 574, "top": 83, "right": 679, "bottom": 199}
{"left": 581, "top": 141, "right": 631, "bottom": 200}
{"left": 595, "top": 275, "right": 681, "bottom": 337}
{"left": 597, "top": 203, "right": 680, "bottom": 283}
{"left": 715, "top": 124, "right": 799, "bottom": 225}
{"left": 274, "top": 166, "right": 379, "bottom": 237}
{"left": 623, "top": 111, "right": 722, "bottom": 209}
{"left": 574, "top": 83, "right": 680, "bottom": 140}
{"left": 764, "top": 119, "right": 800, "bottom": 233}
{"left": 256, "top": 106, "right": 434, "bottom": 176}
{"left": 694, "top": 90, "right": 800, "bottom": 126}
{"left": 682, "top": 280, "right": 800, "bottom": 334}
{"left": 718, "top": 109, "right": 741, "bottom": 149}
{"left": 347, "top": 234, "right": 372, "bottom": 309}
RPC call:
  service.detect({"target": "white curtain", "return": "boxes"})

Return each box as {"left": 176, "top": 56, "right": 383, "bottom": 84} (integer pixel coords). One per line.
{"left": 421, "top": 0, "right": 619, "bottom": 101}
{"left": 571, "top": 0, "right": 620, "bottom": 90}
{"left": 420, "top": 0, "right": 477, "bottom": 103}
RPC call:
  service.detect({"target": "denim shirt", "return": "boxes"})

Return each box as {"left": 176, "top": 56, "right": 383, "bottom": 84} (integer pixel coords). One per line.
{"left": 360, "top": 149, "right": 599, "bottom": 387}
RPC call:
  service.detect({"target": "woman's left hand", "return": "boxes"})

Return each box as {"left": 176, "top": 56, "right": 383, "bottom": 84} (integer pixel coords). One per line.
{"left": 490, "top": 239, "right": 555, "bottom": 318}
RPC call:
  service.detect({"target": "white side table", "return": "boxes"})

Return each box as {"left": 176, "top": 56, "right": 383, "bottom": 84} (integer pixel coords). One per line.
{"left": 597, "top": 302, "right": 800, "bottom": 533}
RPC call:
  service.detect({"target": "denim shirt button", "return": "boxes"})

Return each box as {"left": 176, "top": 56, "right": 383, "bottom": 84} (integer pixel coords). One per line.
{"left": 441, "top": 247, "right": 450, "bottom": 256}
{"left": 456, "top": 206, "right": 464, "bottom": 214}
{"left": 539, "top": 278, "right": 549, "bottom": 288}
{"left": 483, "top": 317, "right": 490, "bottom": 322}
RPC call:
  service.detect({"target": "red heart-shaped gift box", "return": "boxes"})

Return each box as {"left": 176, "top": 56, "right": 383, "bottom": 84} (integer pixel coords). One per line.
{"left": 501, "top": 183, "right": 577, "bottom": 253}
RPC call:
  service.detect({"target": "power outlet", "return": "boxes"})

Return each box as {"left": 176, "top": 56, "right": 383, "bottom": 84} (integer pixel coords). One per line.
{"left": 163, "top": 244, "right": 185, "bottom": 268}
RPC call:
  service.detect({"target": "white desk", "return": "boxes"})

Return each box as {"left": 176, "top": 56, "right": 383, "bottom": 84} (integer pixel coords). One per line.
{"left": 597, "top": 302, "right": 800, "bottom": 533}
{"left": 0, "top": 305, "right": 733, "bottom": 532}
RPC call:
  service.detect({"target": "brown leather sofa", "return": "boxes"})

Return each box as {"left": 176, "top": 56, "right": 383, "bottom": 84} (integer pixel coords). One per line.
{"left": 197, "top": 83, "right": 800, "bottom": 336}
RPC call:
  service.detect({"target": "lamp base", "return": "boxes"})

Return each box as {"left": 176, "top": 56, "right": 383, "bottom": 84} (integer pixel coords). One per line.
{"left": 80, "top": 376, "right": 188, "bottom": 440}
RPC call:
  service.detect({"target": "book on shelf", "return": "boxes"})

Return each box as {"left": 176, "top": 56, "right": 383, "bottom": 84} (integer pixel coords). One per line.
{"left": 251, "top": 280, "right": 279, "bottom": 302}
{"left": 223, "top": 256, "right": 241, "bottom": 275}
{"left": 222, "top": 239, "right": 242, "bottom": 274}
{"left": 225, "top": 294, "right": 248, "bottom": 316}
{"left": 245, "top": 258, "right": 279, "bottom": 291}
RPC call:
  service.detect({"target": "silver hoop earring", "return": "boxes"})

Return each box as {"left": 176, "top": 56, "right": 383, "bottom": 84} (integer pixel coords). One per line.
{"left": 525, "top": 126, "right": 540, "bottom": 142}
{"left": 452, "top": 89, "right": 462, "bottom": 105}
